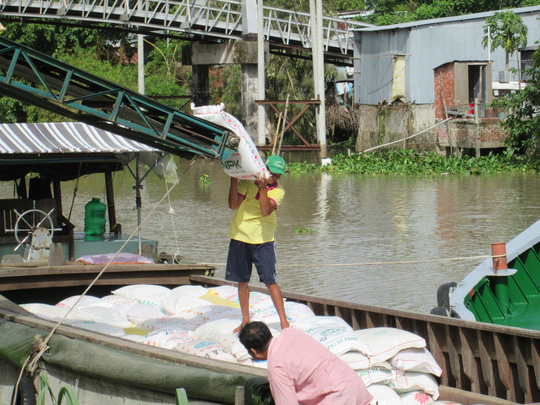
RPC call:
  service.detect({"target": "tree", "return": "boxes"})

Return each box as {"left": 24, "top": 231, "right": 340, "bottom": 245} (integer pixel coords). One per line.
{"left": 482, "top": 11, "right": 528, "bottom": 81}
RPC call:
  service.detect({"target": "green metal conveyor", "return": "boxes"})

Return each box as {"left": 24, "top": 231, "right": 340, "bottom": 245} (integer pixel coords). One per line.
{"left": 0, "top": 36, "right": 239, "bottom": 161}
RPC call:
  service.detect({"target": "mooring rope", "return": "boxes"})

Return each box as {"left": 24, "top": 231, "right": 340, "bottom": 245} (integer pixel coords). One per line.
{"left": 201, "top": 253, "right": 503, "bottom": 269}
{"left": 11, "top": 157, "right": 198, "bottom": 403}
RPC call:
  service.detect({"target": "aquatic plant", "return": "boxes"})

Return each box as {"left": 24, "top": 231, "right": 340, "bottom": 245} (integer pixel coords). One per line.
{"left": 287, "top": 149, "right": 536, "bottom": 175}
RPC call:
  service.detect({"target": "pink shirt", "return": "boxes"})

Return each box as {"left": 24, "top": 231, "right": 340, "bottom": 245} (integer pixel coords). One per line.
{"left": 267, "top": 328, "right": 373, "bottom": 405}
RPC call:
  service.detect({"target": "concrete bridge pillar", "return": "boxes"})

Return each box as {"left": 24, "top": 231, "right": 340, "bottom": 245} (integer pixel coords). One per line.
{"left": 189, "top": 40, "right": 268, "bottom": 144}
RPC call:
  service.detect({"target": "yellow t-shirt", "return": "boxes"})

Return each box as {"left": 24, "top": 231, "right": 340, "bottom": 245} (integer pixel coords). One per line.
{"left": 228, "top": 180, "right": 285, "bottom": 244}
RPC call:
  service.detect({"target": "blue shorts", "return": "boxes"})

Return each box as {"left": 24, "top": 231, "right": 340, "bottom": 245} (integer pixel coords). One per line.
{"left": 225, "top": 239, "right": 277, "bottom": 285}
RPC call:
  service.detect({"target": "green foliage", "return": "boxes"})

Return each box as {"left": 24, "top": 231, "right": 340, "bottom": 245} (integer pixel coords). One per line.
{"left": 482, "top": 11, "right": 528, "bottom": 77}
{"left": 209, "top": 65, "right": 242, "bottom": 118}
{"left": 287, "top": 149, "right": 537, "bottom": 175}
{"left": 199, "top": 174, "right": 211, "bottom": 185}
{"left": 491, "top": 46, "right": 540, "bottom": 158}
{"left": 38, "top": 374, "right": 79, "bottom": 405}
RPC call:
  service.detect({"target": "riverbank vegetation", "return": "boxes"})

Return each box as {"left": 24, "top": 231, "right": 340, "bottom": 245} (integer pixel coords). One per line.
{"left": 287, "top": 149, "right": 539, "bottom": 175}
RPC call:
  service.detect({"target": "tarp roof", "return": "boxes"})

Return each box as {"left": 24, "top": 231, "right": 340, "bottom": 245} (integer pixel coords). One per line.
{"left": 0, "top": 122, "right": 162, "bottom": 181}
{"left": 0, "top": 122, "right": 159, "bottom": 154}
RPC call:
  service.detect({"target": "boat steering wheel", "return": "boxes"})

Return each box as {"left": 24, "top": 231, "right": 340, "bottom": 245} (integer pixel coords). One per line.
{"left": 13, "top": 208, "right": 55, "bottom": 250}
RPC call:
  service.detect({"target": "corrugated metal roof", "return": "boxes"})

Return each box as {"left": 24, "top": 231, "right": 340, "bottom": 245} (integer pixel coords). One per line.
{"left": 0, "top": 122, "right": 159, "bottom": 154}
{"left": 353, "top": 5, "right": 540, "bottom": 32}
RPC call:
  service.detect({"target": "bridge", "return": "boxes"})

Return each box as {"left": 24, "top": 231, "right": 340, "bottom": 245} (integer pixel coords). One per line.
{"left": 0, "top": 0, "right": 372, "bottom": 65}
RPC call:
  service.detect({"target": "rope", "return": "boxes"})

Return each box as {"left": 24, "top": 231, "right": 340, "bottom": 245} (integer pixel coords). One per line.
{"left": 201, "top": 253, "right": 503, "bottom": 269}
{"left": 362, "top": 117, "right": 452, "bottom": 153}
{"left": 164, "top": 179, "right": 182, "bottom": 260}
{"left": 13, "top": 157, "right": 198, "bottom": 395}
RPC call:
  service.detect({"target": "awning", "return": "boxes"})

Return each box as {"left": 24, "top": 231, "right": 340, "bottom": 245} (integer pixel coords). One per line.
{"left": 0, "top": 122, "right": 163, "bottom": 181}
{"left": 0, "top": 122, "right": 159, "bottom": 154}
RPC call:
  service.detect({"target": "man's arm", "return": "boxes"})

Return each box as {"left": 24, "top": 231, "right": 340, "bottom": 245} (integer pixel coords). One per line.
{"left": 269, "top": 378, "right": 298, "bottom": 405}
{"left": 257, "top": 174, "right": 277, "bottom": 217}
{"left": 228, "top": 177, "right": 245, "bottom": 210}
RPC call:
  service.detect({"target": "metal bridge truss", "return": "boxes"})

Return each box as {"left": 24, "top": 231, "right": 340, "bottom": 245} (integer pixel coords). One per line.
{"left": 0, "top": 0, "right": 372, "bottom": 65}
{"left": 0, "top": 36, "right": 239, "bottom": 160}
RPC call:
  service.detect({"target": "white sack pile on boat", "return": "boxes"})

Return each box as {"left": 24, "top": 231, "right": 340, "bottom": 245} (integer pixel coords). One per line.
{"left": 20, "top": 284, "right": 453, "bottom": 405}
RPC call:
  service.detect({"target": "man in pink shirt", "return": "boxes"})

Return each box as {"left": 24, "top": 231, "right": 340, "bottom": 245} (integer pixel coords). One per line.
{"left": 239, "top": 322, "right": 373, "bottom": 405}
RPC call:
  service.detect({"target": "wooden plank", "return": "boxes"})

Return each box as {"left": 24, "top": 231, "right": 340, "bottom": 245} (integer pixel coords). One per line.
{"left": 494, "top": 333, "right": 516, "bottom": 402}
{"left": 479, "top": 330, "right": 497, "bottom": 397}
{"left": 514, "top": 335, "right": 531, "bottom": 403}
{"left": 460, "top": 327, "right": 481, "bottom": 393}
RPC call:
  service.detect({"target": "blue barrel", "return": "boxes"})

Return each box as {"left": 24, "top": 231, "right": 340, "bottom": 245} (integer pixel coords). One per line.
{"left": 84, "top": 198, "right": 106, "bottom": 236}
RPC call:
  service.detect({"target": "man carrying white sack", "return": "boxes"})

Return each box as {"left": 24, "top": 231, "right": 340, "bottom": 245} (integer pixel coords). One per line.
{"left": 239, "top": 321, "right": 374, "bottom": 405}
{"left": 226, "top": 155, "right": 289, "bottom": 333}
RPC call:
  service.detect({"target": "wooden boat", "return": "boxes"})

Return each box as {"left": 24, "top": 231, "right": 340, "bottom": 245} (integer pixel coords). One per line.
{"left": 433, "top": 219, "right": 540, "bottom": 331}
{"left": 0, "top": 274, "right": 537, "bottom": 405}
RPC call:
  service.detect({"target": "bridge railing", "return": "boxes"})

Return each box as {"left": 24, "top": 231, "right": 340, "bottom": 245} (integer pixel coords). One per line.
{"left": 0, "top": 0, "right": 371, "bottom": 55}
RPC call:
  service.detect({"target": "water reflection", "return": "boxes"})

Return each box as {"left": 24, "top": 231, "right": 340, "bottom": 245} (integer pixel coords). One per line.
{"left": 4, "top": 161, "right": 540, "bottom": 314}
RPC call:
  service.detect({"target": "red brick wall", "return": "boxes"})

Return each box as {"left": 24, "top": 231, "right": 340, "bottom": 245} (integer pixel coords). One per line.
{"left": 434, "top": 64, "right": 455, "bottom": 120}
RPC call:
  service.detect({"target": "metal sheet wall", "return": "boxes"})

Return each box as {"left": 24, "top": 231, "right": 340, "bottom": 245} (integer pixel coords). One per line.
{"left": 354, "top": 7, "right": 540, "bottom": 105}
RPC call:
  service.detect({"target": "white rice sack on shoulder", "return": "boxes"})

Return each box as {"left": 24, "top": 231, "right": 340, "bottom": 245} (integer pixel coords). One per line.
{"left": 390, "top": 371, "right": 439, "bottom": 399}
{"left": 400, "top": 391, "right": 434, "bottom": 405}
{"left": 192, "top": 103, "right": 268, "bottom": 180}
{"left": 21, "top": 303, "right": 95, "bottom": 323}
{"left": 367, "top": 384, "right": 403, "bottom": 405}
{"left": 142, "top": 329, "right": 195, "bottom": 349}
{"left": 306, "top": 326, "right": 371, "bottom": 356}
{"left": 194, "top": 318, "right": 243, "bottom": 338}
{"left": 293, "top": 316, "right": 353, "bottom": 333}
{"left": 174, "top": 338, "right": 237, "bottom": 363}
{"left": 137, "top": 316, "right": 201, "bottom": 332}
{"left": 207, "top": 285, "right": 239, "bottom": 301}
{"left": 390, "top": 347, "right": 442, "bottom": 377}
{"left": 114, "top": 302, "right": 165, "bottom": 324}
{"left": 79, "top": 306, "right": 132, "bottom": 328}
{"left": 171, "top": 285, "right": 209, "bottom": 297}
{"left": 112, "top": 284, "right": 170, "bottom": 301}
{"left": 162, "top": 292, "right": 215, "bottom": 316}
{"left": 206, "top": 333, "right": 251, "bottom": 361}
{"left": 356, "top": 364, "right": 395, "bottom": 387}
{"left": 70, "top": 320, "right": 126, "bottom": 336}
{"left": 56, "top": 295, "right": 105, "bottom": 309}
{"left": 354, "top": 328, "right": 426, "bottom": 364}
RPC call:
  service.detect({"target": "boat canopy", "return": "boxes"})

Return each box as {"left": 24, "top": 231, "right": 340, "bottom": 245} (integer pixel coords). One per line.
{"left": 0, "top": 122, "right": 161, "bottom": 181}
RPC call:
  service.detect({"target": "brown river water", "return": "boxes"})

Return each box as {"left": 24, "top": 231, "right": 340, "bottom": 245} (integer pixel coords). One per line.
{"left": 8, "top": 157, "right": 540, "bottom": 314}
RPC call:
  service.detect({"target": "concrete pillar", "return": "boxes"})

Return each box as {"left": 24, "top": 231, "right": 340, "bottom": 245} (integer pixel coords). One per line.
{"left": 192, "top": 64, "right": 209, "bottom": 107}
{"left": 242, "top": 63, "right": 259, "bottom": 140}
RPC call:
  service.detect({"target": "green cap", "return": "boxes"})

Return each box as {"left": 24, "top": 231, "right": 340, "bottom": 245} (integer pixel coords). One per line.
{"left": 266, "top": 155, "right": 287, "bottom": 175}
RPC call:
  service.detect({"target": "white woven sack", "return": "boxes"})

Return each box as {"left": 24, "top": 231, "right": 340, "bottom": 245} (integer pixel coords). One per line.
{"left": 282, "top": 301, "right": 315, "bottom": 323}
{"left": 400, "top": 390, "right": 434, "bottom": 405}
{"left": 192, "top": 103, "right": 268, "bottom": 180}
{"left": 161, "top": 292, "right": 214, "bottom": 315}
{"left": 114, "top": 302, "right": 165, "bottom": 324}
{"left": 354, "top": 328, "right": 426, "bottom": 363}
{"left": 390, "top": 371, "right": 439, "bottom": 399}
{"left": 171, "top": 285, "right": 209, "bottom": 297}
{"left": 100, "top": 295, "right": 134, "bottom": 306}
{"left": 186, "top": 305, "right": 243, "bottom": 324}
{"left": 367, "top": 384, "right": 403, "bottom": 405}
{"left": 339, "top": 351, "right": 372, "bottom": 370}
{"left": 390, "top": 347, "right": 443, "bottom": 377}
{"left": 207, "top": 285, "right": 239, "bottom": 300}
{"left": 70, "top": 320, "right": 126, "bottom": 336}
{"left": 142, "top": 329, "right": 195, "bottom": 349}
{"left": 293, "top": 315, "right": 353, "bottom": 333}
{"left": 194, "top": 318, "right": 243, "bottom": 338}
{"left": 137, "top": 316, "right": 201, "bottom": 332}
{"left": 174, "top": 339, "right": 238, "bottom": 363}
{"left": 79, "top": 306, "right": 132, "bottom": 328}
{"left": 21, "top": 303, "right": 95, "bottom": 323}
{"left": 356, "top": 364, "right": 394, "bottom": 387}
{"left": 112, "top": 284, "right": 171, "bottom": 301}
{"left": 56, "top": 295, "right": 105, "bottom": 309}
{"left": 137, "top": 293, "right": 167, "bottom": 312}
{"left": 306, "top": 326, "right": 371, "bottom": 356}
{"left": 206, "top": 333, "right": 251, "bottom": 361}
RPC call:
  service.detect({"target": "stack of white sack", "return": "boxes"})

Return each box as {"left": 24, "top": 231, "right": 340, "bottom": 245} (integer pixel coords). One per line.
{"left": 191, "top": 103, "right": 269, "bottom": 180}
{"left": 20, "top": 284, "right": 453, "bottom": 404}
